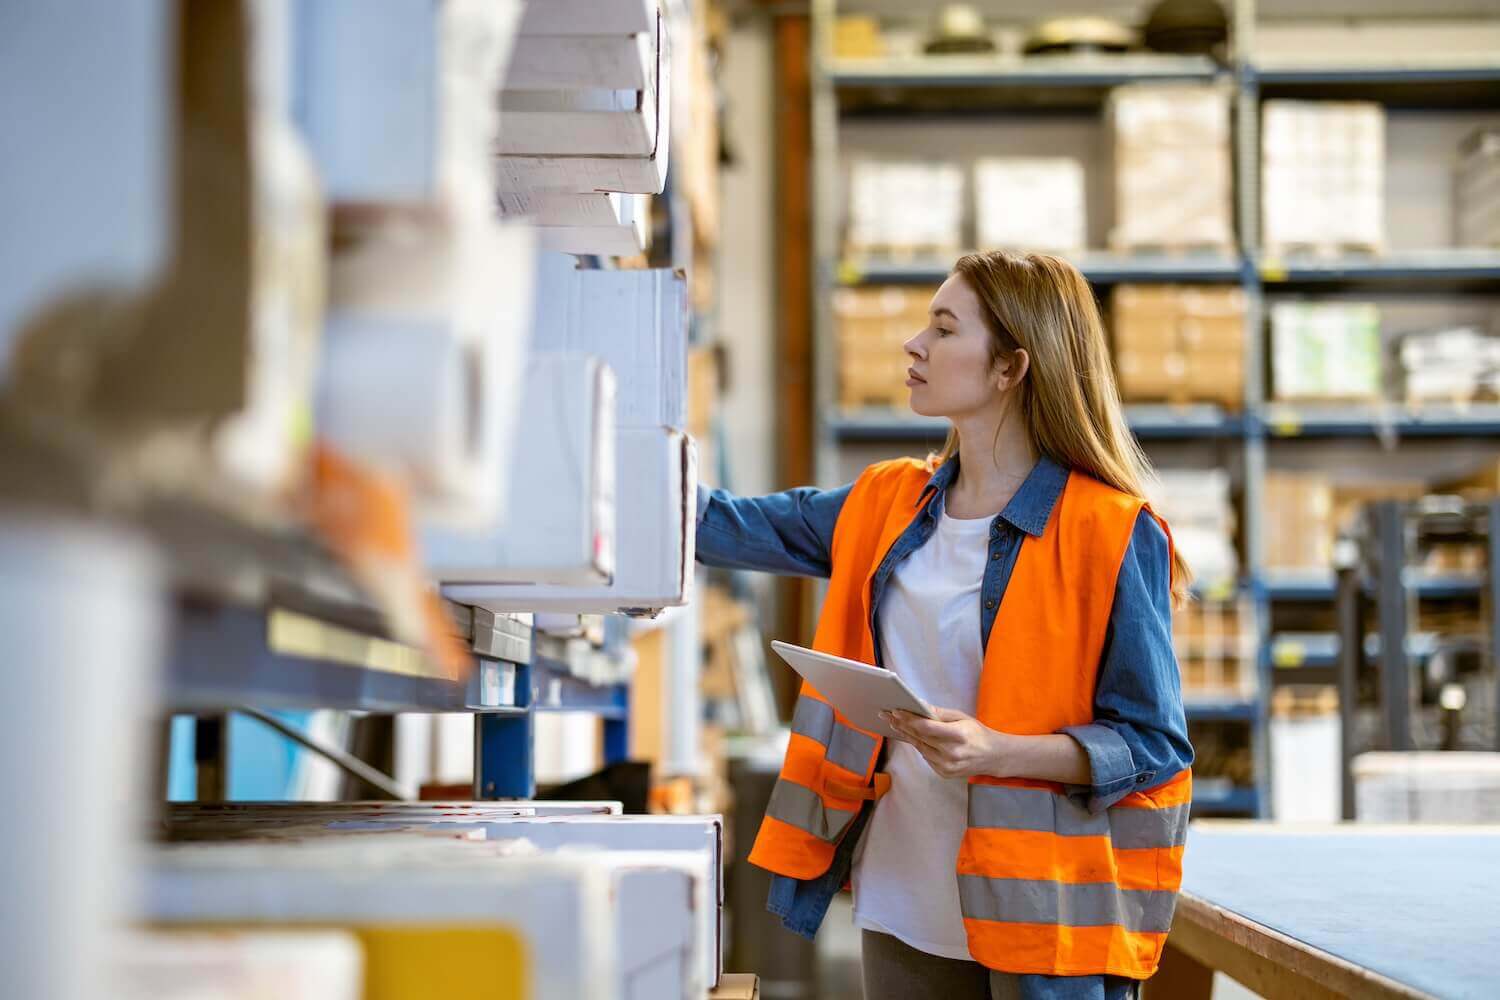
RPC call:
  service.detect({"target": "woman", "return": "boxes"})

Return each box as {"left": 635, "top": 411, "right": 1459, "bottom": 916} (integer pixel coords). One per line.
{"left": 695, "top": 250, "right": 1195, "bottom": 1000}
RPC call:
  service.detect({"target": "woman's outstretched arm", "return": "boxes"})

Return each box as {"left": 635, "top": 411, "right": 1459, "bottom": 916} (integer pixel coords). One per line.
{"left": 695, "top": 482, "right": 853, "bottom": 578}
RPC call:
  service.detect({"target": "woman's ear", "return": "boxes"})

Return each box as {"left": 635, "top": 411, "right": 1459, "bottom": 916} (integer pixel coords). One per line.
{"left": 994, "top": 348, "right": 1031, "bottom": 392}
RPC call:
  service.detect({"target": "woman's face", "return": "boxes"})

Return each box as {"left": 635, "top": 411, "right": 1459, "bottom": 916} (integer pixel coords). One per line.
{"left": 902, "top": 274, "right": 1005, "bottom": 419}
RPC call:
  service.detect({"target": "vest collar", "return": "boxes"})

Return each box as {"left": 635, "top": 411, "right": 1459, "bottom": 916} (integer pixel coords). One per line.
{"left": 918, "top": 452, "right": 1069, "bottom": 539}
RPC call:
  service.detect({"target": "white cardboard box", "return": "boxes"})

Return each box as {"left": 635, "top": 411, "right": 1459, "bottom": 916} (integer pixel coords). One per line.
{"left": 519, "top": 0, "right": 656, "bottom": 36}
{"left": 423, "top": 354, "right": 616, "bottom": 585}
{"left": 505, "top": 27, "right": 656, "bottom": 90}
{"left": 499, "top": 87, "right": 659, "bottom": 157}
{"left": 500, "top": 192, "right": 652, "bottom": 256}
{"left": 293, "top": 0, "right": 521, "bottom": 207}
{"left": 495, "top": 10, "right": 670, "bottom": 194}
{"left": 115, "top": 930, "right": 363, "bottom": 1000}
{"left": 974, "top": 158, "right": 1086, "bottom": 253}
{"left": 532, "top": 258, "right": 687, "bottom": 428}
{"left": 445, "top": 427, "right": 696, "bottom": 613}
{"left": 146, "top": 838, "right": 700, "bottom": 1000}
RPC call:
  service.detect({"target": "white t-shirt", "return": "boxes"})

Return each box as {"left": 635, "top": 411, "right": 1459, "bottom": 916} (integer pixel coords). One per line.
{"left": 851, "top": 506, "right": 991, "bottom": 960}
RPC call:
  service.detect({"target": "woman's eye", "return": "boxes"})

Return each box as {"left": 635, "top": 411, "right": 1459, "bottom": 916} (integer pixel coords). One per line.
{"left": 936, "top": 327, "right": 952, "bottom": 337}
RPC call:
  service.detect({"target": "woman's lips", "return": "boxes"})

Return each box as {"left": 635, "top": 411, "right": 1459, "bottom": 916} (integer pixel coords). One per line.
{"left": 906, "top": 367, "right": 927, "bottom": 387}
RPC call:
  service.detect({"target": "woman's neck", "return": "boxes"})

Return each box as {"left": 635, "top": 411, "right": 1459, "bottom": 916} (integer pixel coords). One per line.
{"left": 947, "top": 404, "right": 1037, "bottom": 519}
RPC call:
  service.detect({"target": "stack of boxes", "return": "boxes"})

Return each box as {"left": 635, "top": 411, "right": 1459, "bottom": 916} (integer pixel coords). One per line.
{"left": 1457, "top": 129, "right": 1500, "bottom": 248}
{"left": 1111, "top": 286, "right": 1245, "bottom": 408}
{"left": 495, "top": 0, "right": 667, "bottom": 256}
{"left": 973, "top": 158, "right": 1087, "bottom": 254}
{"left": 1263, "top": 473, "right": 1336, "bottom": 575}
{"left": 1108, "top": 84, "right": 1234, "bottom": 253}
{"left": 1262, "top": 101, "right": 1385, "bottom": 253}
{"left": 845, "top": 161, "right": 964, "bottom": 258}
{"left": 1148, "top": 469, "right": 1239, "bottom": 587}
{"left": 1270, "top": 302, "right": 1382, "bottom": 402}
{"left": 833, "top": 286, "right": 935, "bottom": 409}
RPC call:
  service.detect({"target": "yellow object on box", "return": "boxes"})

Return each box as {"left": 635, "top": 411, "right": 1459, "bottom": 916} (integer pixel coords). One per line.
{"left": 360, "top": 926, "right": 529, "bottom": 1000}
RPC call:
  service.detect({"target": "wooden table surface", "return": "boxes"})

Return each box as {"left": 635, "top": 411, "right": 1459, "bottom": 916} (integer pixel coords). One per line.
{"left": 1151, "top": 822, "right": 1500, "bottom": 1000}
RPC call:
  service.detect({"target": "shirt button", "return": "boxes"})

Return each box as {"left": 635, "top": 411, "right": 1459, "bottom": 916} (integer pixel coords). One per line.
{"left": 991, "top": 551, "right": 1001, "bottom": 560}
{"left": 985, "top": 599, "right": 996, "bottom": 610}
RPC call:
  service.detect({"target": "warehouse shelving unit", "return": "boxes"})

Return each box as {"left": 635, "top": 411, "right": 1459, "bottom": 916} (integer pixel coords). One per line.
{"left": 809, "top": 0, "right": 1500, "bottom": 819}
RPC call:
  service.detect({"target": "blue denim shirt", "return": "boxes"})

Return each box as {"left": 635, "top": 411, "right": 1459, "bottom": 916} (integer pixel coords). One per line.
{"left": 696, "top": 455, "right": 1192, "bottom": 995}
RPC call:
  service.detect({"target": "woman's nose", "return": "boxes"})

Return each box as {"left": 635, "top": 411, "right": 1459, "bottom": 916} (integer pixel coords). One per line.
{"left": 903, "top": 333, "right": 925, "bottom": 359}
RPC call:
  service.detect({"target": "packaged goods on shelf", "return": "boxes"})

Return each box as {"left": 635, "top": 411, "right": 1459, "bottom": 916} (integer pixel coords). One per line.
{"left": 1354, "top": 752, "right": 1500, "bottom": 824}
{"left": 294, "top": 0, "right": 520, "bottom": 211}
{"left": 318, "top": 214, "right": 535, "bottom": 522}
{"left": 115, "top": 930, "right": 362, "bottom": 1000}
{"left": 1270, "top": 301, "right": 1381, "bottom": 401}
{"left": 1438, "top": 460, "right": 1500, "bottom": 498}
{"left": 147, "top": 837, "right": 703, "bottom": 1000}
{"left": 423, "top": 355, "right": 615, "bottom": 586}
{"left": 1173, "top": 596, "right": 1256, "bottom": 700}
{"left": 445, "top": 428, "right": 696, "bottom": 613}
{"left": 1395, "top": 326, "right": 1500, "bottom": 406}
{"left": 528, "top": 257, "right": 688, "bottom": 430}
{"left": 1112, "top": 285, "right": 1245, "bottom": 408}
{"left": 1456, "top": 129, "right": 1500, "bottom": 249}
{"left": 499, "top": 87, "right": 661, "bottom": 158}
{"left": 1146, "top": 468, "right": 1239, "bottom": 586}
{"left": 1107, "top": 83, "right": 1233, "bottom": 252}
{"left": 498, "top": 191, "right": 651, "bottom": 257}
{"left": 834, "top": 286, "right": 937, "bottom": 409}
{"left": 1264, "top": 472, "right": 1335, "bottom": 573}
{"left": 1262, "top": 100, "right": 1385, "bottom": 253}
{"left": 845, "top": 161, "right": 964, "bottom": 257}
{"left": 1186, "top": 721, "right": 1254, "bottom": 789}
{"left": 973, "top": 158, "right": 1086, "bottom": 254}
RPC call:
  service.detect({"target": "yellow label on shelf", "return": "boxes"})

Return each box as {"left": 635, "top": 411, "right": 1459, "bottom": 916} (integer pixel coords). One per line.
{"left": 1268, "top": 408, "right": 1302, "bottom": 436}
{"left": 1273, "top": 643, "right": 1306, "bottom": 668}
{"left": 836, "top": 260, "right": 864, "bottom": 285}
{"left": 1259, "top": 257, "right": 1287, "bottom": 282}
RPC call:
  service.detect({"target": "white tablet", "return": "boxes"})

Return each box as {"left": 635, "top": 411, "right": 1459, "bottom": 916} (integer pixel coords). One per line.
{"left": 770, "top": 640, "right": 935, "bottom": 741}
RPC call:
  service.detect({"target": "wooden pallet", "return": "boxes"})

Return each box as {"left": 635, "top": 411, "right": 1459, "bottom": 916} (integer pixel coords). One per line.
{"left": 1264, "top": 241, "right": 1383, "bottom": 260}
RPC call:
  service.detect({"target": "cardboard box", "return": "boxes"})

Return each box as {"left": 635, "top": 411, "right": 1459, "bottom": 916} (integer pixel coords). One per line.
{"left": 1270, "top": 301, "right": 1381, "bottom": 401}
{"left": 445, "top": 428, "right": 696, "bottom": 613}
{"left": 499, "top": 87, "right": 659, "bottom": 157}
{"left": 1108, "top": 84, "right": 1233, "bottom": 251}
{"left": 505, "top": 27, "right": 656, "bottom": 90}
{"left": 147, "top": 838, "right": 701, "bottom": 1000}
{"left": 423, "top": 355, "right": 616, "bottom": 586}
{"left": 293, "top": 0, "right": 520, "bottom": 208}
{"left": 527, "top": 194, "right": 652, "bottom": 256}
{"left": 161, "top": 805, "right": 724, "bottom": 991}
{"left": 1262, "top": 101, "right": 1385, "bottom": 250}
{"left": 974, "top": 158, "right": 1086, "bottom": 253}
{"left": 531, "top": 258, "right": 688, "bottom": 430}
{"left": 1264, "top": 473, "right": 1335, "bottom": 572}
{"left": 115, "top": 930, "right": 363, "bottom": 1000}
{"left": 519, "top": 0, "right": 656, "bottom": 36}
{"left": 846, "top": 161, "right": 964, "bottom": 254}
{"left": 1457, "top": 129, "right": 1500, "bottom": 248}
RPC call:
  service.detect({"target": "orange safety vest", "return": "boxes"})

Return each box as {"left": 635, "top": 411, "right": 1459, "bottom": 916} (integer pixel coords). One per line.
{"left": 747, "top": 457, "right": 1192, "bottom": 979}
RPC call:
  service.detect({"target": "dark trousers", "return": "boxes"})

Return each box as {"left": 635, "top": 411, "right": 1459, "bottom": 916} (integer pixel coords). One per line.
{"left": 860, "top": 930, "right": 1142, "bottom": 1000}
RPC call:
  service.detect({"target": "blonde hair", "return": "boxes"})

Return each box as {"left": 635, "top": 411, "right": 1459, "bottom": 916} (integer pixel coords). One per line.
{"left": 934, "top": 250, "right": 1193, "bottom": 608}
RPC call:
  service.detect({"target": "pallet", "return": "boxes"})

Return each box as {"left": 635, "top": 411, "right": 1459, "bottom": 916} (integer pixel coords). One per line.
{"left": 1110, "top": 241, "right": 1238, "bottom": 258}
{"left": 1263, "top": 241, "right": 1383, "bottom": 260}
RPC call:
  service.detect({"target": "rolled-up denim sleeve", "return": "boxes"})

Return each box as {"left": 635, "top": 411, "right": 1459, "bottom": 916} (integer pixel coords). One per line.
{"left": 695, "top": 482, "right": 852, "bottom": 578}
{"left": 1060, "top": 509, "right": 1195, "bottom": 814}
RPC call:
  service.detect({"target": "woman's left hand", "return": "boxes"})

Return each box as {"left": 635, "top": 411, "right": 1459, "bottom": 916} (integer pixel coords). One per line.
{"left": 880, "top": 707, "right": 1014, "bottom": 780}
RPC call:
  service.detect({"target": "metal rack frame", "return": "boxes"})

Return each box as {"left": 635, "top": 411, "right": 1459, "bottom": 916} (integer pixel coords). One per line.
{"left": 808, "top": 0, "right": 1500, "bottom": 818}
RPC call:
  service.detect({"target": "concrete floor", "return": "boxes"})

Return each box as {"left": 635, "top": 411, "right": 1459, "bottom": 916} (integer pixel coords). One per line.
{"left": 814, "top": 896, "right": 1266, "bottom": 1000}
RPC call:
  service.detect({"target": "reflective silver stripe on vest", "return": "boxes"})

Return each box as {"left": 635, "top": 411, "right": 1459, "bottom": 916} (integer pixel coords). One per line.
{"left": 791, "top": 696, "right": 878, "bottom": 776}
{"left": 967, "top": 784, "right": 1189, "bottom": 850}
{"left": 766, "top": 778, "right": 859, "bottom": 842}
{"left": 957, "top": 875, "right": 1178, "bottom": 934}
